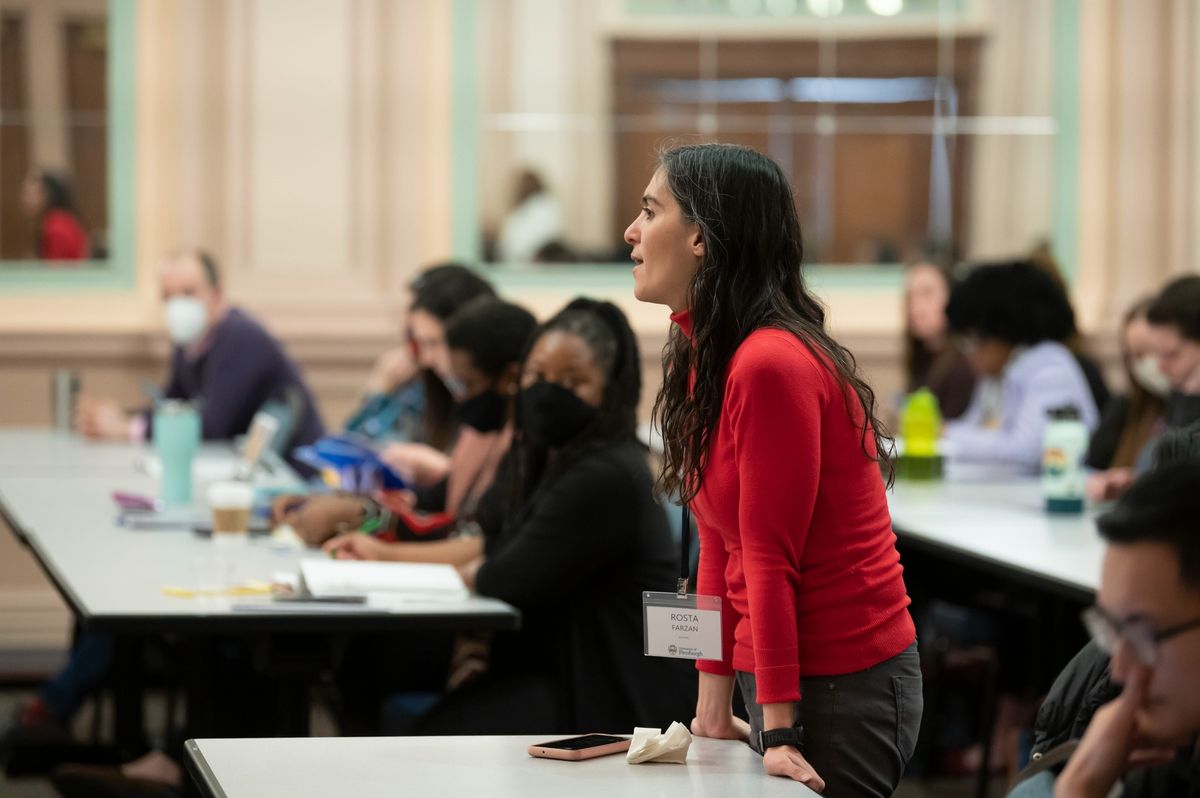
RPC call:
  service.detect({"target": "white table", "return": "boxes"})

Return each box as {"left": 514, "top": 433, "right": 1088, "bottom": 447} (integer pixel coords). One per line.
{"left": 0, "top": 429, "right": 513, "bottom": 633}
{"left": 184, "top": 736, "right": 819, "bottom": 798}
{"left": 0, "top": 453, "right": 518, "bottom": 635}
{"left": 0, "top": 427, "right": 149, "bottom": 471}
{"left": 0, "top": 429, "right": 519, "bottom": 744}
{"left": 887, "top": 476, "right": 1102, "bottom": 600}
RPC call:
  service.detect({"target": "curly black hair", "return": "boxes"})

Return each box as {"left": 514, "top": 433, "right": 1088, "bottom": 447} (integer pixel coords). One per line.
{"left": 945, "top": 259, "right": 1077, "bottom": 345}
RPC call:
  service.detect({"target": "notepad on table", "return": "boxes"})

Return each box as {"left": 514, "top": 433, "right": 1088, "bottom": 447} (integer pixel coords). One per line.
{"left": 299, "top": 560, "right": 468, "bottom": 603}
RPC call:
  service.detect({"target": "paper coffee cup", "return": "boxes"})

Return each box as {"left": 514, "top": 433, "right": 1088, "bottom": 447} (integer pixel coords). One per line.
{"left": 207, "top": 481, "right": 254, "bottom": 541}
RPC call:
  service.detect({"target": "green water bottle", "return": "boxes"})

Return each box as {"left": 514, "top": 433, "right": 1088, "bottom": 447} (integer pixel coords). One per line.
{"left": 898, "top": 388, "right": 943, "bottom": 480}
{"left": 154, "top": 400, "right": 201, "bottom": 506}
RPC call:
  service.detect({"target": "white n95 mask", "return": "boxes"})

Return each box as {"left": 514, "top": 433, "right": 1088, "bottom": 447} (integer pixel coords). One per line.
{"left": 1131, "top": 354, "right": 1171, "bottom": 398}
{"left": 164, "top": 297, "right": 208, "bottom": 345}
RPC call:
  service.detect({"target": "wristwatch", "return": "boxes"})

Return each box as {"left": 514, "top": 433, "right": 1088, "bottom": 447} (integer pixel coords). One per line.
{"left": 759, "top": 727, "right": 804, "bottom": 751}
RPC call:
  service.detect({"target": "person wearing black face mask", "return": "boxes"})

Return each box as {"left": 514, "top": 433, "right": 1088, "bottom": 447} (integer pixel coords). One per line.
{"left": 318, "top": 298, "right": 537, "bottom": 558}
{"left": 390, "top": 298, "right": 696, "bottom": 737}
{"left": 317, "top": 299, "right": 536, "bottom": 738}
{"left": 456, "top": 386, "right": 510, "bottom": 434}
{"left": 517, "top": 380, "right": 598, "bottom": 448}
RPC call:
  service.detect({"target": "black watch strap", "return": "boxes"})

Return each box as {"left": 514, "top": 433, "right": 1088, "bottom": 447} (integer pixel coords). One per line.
{"left": 758, "top": 726, "right": 804, "bottom": 751}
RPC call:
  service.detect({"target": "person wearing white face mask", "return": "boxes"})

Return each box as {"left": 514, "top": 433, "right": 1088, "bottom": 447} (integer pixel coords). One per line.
{"left": 75, "top": 249, "right": 324, "bottom": 462}
{"left": 1085, "top": 299, "right": 1170, "bottom": 502}
{"left": 1146, "top": 276, "right": 1200, "bottom": 428}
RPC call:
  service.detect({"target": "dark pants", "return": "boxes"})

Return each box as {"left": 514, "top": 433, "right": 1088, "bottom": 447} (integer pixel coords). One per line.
{"left": 40, "top": 631, "right": 115, "bottom": 720}
{"left": 738, "top": 641, "right": 923, "bottom": 798}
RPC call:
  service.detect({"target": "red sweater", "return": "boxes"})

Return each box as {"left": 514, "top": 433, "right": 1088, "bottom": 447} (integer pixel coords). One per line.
{"left": 675, "top": 311, "right": 916, "bottom": 705}
{"left": 40, "top": 209, "right": 88, "bottom": 260}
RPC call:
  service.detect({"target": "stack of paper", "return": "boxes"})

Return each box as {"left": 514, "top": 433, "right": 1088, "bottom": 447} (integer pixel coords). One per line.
{"left": 299, "top": 559, "right": 468, "bottom": 602}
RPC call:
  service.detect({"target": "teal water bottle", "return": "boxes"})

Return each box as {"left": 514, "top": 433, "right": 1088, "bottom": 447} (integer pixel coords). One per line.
{"left": 154, "top": 400, "right": 201, "bottom": 506}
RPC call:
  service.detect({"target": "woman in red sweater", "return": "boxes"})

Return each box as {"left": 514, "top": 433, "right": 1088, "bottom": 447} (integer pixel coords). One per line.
{"left": 22, "top": 170, "right": 88, "bottom": 260}
{"left": 625, "top": 143, "right": 921, "bottom": 797}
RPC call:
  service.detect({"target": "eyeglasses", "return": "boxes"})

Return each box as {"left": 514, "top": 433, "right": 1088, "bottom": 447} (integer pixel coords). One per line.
{"left": 1082, "top": 605, "right": 1200, "bottom": 667}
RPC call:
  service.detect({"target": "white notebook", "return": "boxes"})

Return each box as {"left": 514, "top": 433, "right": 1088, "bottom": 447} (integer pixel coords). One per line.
{"left": 299, "top": 559, "right": 468, "bottom": 602}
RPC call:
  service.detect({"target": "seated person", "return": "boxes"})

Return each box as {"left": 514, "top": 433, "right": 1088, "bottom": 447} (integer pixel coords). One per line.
{"left": 1028, "top": 243, "right": 1111, "bottom": 414}
{"left": 942, "top": 260, "right": 1099, "bottom": 471}
{"left": 1086, "top": 298, "right": 1169, "bottom": 501}
{"left": 1146, "top": 275, "right": 1200, "bottom": 430}
{"left": 345, "top": 263, "right": 495, "bottom": 445}
{"left": 1019, "top": 459, "right": 1200, "bottom": 797}
{"left": 284, "top": 298, "right": 536, "bottom": 546}
{"left": 904, "top": 258, "right": 976, "bottom": 420}
{"left": 76, "top": 249, "right": 324, "bottom": 461}
{"left": 336, "top": 299, "right": 696, "bottom": 734}
{"left": 23, "top": 169, "right": 88, "bottom": 260}
{"left": 3, "top": 251, "right": 325, "bottom": 768}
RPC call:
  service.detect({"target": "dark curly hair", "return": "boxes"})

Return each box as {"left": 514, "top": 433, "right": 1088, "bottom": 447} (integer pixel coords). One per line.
{"left": 945, "top": 259, "right": 1077, "bottom": 345}
{"left": 406, "top": 263, "right": 496, "bottom": 450}
{"left": 650, "top": 143, "right": 892, "bottom": 502}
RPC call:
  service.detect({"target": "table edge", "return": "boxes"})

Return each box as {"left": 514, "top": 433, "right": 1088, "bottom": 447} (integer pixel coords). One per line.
{"left": 184, "top": 740, "right": 229, "bottom": 798}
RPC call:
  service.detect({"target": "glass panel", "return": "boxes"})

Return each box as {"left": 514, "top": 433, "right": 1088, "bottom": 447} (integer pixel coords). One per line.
{"left": 0, "top": 3, "right": 108, "bottom": 266}
{"left": 472, "top": 0, "right": 1063, "bottom": 271}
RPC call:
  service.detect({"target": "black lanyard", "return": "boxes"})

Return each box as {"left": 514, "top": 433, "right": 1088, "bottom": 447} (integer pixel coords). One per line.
{"left": 678, "top": 504, "right": 691, "bottom": 597}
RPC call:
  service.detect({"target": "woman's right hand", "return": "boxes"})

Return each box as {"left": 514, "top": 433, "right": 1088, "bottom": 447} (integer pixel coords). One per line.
{"left": 271, "top": 494, "right": 306, "bottom": 523}
{"left": 323, "top": 532, "right": 389, "bottom": 561}
{"left": 282, "top": 495, "right": 365, "bottom": 546}
{"left": 364, "top": 347, "right": 417, "bottom": 395}
{"left": 1086, "top": 468, "right": 1135, "bottom": 503}
{"left": 690, "top": 713, "right": 751, "bottom": 741}
{"left": 691, "top": 672, "right": 750, "bottom": 741}
{"left": 379, "top": 443, "right": 451, "bottom": 487}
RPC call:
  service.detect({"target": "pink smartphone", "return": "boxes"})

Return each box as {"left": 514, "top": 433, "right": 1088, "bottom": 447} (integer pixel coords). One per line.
{"left": 527, "top": 734, "right": 631, "bottom": 761}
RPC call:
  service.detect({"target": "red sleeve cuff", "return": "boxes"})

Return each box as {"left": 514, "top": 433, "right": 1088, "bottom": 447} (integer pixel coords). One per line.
{"left": 752, "top": 664, "right": 802, "bottom": 704}
{"left": 696, "top": 658, "right": 734, "bottom": 676}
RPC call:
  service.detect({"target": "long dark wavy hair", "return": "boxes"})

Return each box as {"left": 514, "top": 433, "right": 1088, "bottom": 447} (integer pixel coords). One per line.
{"left": 651, "top": 143, "right": 893, "bottom": 502}
{"left": 509, "top": 297, "right": 641, "bottom": 514}
{"left": 1110, "top": 297, "right": 1167, "bottom": 469}
{"left": 408, "top": 263, "right": 495, "bottom": 450}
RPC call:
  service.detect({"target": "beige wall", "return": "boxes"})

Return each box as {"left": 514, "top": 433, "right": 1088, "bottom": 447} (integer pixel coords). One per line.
{"left": 0, "top": 0, "right": 1197, "bottom": 659}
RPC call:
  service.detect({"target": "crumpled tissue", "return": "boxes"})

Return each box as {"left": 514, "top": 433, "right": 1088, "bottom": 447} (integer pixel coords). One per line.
{"left": 626, "top": 721, "right": 692, "bottom": 764}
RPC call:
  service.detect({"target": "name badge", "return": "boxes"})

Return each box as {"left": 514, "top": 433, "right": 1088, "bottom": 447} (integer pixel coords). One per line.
{"left": 642, "top": 591, "right": 722, "bottom": 661}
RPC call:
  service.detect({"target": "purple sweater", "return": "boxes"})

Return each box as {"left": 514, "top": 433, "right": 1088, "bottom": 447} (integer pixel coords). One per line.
{"left": 162, "top": 308, "right": 324, "bottom": 457}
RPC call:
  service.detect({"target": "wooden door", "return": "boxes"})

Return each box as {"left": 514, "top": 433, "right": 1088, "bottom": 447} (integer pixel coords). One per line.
{"left": 612, "top": 37, "right": 980, "bottom": 263}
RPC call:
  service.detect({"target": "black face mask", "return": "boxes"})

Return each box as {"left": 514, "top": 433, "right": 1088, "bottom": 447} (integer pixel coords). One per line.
{"left": 457, "top": 389, "right": 508, "bottom": 433}
{"left": 519, "top": 381, "right": 598, "bottom": 448}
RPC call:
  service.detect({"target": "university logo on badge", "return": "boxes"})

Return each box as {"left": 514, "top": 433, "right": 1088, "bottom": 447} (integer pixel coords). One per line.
{"left": 643, "top": 591, "right": 722, "bottom": 661}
